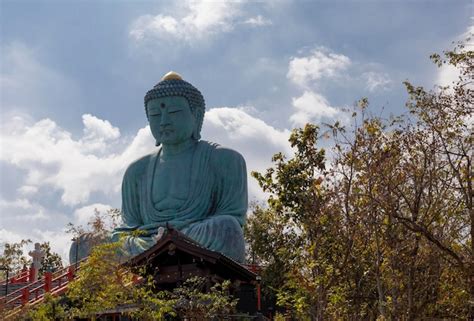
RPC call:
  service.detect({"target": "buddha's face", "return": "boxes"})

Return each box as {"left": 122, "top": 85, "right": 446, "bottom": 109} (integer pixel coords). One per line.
{"left": 147, "top": 96, "right": 195, "bottom": 145}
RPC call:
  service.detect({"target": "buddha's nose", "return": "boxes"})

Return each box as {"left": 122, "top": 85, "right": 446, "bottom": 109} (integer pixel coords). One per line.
{"left": 160, "top": 112, "right": 171, "bottom": 126}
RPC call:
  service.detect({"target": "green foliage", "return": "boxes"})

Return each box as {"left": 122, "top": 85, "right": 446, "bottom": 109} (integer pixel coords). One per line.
{"left": 26, "top": 293, "right": 68, "bottom": 321}
{"left": 66, "top": 241, "right": 136, "bottom": 317}
{"left": 171, "top": 277, "right": 237, "bottom": 320}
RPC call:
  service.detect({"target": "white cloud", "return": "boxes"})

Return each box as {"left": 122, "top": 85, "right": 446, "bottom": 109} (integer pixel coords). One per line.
{"left": 0, "top": 198, "right": 49, "bottom": 221}
{"left": 0, "top": 115, "right": 154, "bottom": 206}
{"left": 436, "top": 23, "right": 473, "bottom": 89}
{"left": 80, "top": 114, "right": 121, "bottom": 153}
{"left": 243, "top": 15, "right": 272, "bottom": 26}
{"left": 17, "top": 185, "right": 38, "bottom": 196}
{"left": 285, "top": 48, "right": 349, "bottom": 126}
{"left": 129, "top": 0, "right": 244, "bottom": 44}
{"left": 82, "top": 114, "right": 120, "bottom": 142}
{"left": 290, "top": 91, "right": 340, "bottom": 127}
{"left": 362, "top": 71, "right": 392, "bottom": 92}
{"left": 287, "top": 48, "right": 351, "bottom": 88}
{"left": 437, "top": 64, "right": 460, "bottom": 88}
{"left": 0, "top": 229, "right": 29, "bottom": 244}
{"left": 0, "top": 198, "right": 33, "bottom": 210}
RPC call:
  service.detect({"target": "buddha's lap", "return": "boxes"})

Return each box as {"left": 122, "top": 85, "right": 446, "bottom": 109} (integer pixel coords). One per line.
{"left": 70, "top": 215, "right": 245, "bottom": 263}
{"left": 181, "top": 215, "right": 245, "bottom": 261}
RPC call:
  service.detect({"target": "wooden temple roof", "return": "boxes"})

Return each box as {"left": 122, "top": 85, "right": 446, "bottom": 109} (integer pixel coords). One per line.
{"left": 125, "top": 227, "right": 257, "bottom": 283}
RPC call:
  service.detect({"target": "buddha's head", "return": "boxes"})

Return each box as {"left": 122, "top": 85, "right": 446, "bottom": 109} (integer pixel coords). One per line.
{"left": 144, "top": 72, "right": 205, "bottom": 146}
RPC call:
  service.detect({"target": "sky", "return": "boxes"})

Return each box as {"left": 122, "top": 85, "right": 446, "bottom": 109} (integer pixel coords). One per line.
{"left": 1, "top": 0, "right": 472, "bottom": 263}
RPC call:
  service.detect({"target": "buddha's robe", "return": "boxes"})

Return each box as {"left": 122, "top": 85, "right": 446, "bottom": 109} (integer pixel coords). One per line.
{"left": 110, "top": 140, "right": 247, "bottom": 262}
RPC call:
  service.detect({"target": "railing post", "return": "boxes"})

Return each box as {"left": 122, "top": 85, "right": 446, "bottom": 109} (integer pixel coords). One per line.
{"left": 132, "top": 274, "right": 139, "bottom": 284}
{"left": 67, "top": 266, "right": 75, "bottom": 281}
{"left": 21, "top": 287, "right": 29, "bottom": 305}
{"left": 22, "top": 267, "right": 28, "bottom": 282}
{"left": 29, "top": 266, "right": 36, "bottom": 283}
{"left": 44, "top": 272, "right": 52, "bottom": 293}
{"left": 256, "top": 275, "right": 262, "bottom": 313}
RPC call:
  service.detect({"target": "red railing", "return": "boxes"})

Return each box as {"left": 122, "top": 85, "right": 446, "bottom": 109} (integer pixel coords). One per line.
{"left": 0, "top": 267, "right": 30, "bottom": 285}
{"left": 1, "top": 258, "right": 87, "bottom": 315}
{"left": 244, "top": 264, "right": 262, "bottom": 274}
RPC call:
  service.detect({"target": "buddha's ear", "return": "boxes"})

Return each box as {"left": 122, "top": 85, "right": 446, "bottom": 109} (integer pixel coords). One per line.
{"left": 192, "top": 109, "right": 202, "bottom": 141}
{"left": 192, "top": 121, "right": 201, "bottom": 140}
{"left": 155, "top": 140, "right": 161, "bottom": 147}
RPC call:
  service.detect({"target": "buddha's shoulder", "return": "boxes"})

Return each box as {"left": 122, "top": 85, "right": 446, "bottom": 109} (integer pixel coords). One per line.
{"left": 200, "top": 141, "right": 246, "bottom": 165}
{"left": 123, "top": 153, "right": 154, "bottom": 178}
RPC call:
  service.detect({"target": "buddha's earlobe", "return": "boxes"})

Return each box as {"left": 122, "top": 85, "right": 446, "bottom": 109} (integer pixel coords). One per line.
{"left": 192, "top": 128, "right": 201, "bottom": 141}
{"left": 155, "top": 140, "right": 161, "bottom": 147}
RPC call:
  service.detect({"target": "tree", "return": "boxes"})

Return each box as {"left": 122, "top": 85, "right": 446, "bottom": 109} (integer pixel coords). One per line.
{"left": 249, "top": 124, "right": 359, "bottom": 320}
{"left": 246, "top": 38, "right": 472, "bottom": 319}
{"left": 38, "top": 242, "right": 63, "bottom": 276}
{"left": 66, "top": 207, "right": 122, "bottom": 264}
{"left": 0, "top": 239, "right": 31, "bottom": 278}
{"left": 0, "top": 240, "right": 63, "bottom": 280}
{"left": 66, "top": 207, "right": 121, "bottom": 240}
{"left": 400, "top": 39, "right": 473, "bottom": 317}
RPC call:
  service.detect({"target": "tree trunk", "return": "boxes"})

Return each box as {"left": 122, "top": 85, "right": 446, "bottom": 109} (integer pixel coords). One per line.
{"left": 470, "top": 207, "right": 474, "bottom": 320}
{"left": 407, "top": 237, "right": 420, "bottom": 321}
{"left": 374, "top": 226, "right": 387, "bottom": 320}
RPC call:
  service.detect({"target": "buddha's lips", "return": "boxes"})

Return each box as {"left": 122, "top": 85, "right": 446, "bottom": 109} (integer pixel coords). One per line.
{"left": 160, "top": 128, "right": 174, "bottom": 134}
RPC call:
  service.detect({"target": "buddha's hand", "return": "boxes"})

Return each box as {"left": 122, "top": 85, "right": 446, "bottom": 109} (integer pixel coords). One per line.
{"left": 152, "top": 226, "right": 166, "bottom": 243}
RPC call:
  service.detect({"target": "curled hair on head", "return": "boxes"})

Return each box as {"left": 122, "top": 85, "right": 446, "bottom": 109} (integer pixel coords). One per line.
{"left": 144, "top": 78, "right": 206, "bottom": 140}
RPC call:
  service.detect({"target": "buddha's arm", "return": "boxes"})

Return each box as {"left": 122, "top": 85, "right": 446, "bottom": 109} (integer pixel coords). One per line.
{"left": 112, "top": 157, "right": 148, "bottom": 237}
{"left": 120, "top": 158, "right": 147, "bottom": 229}
{"left": 111, "top": 156, "right": 161, "bottom": 256}
{"left": 179, "top": 146, "right": 247, "bottom": 262}
{"left": 212, "top": 146, "right": 248, "bottom": 225}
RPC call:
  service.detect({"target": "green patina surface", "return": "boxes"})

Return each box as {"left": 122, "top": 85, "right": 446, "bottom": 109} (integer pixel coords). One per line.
{"left": 70, "top": 74, "right": 248, "bottom": 263}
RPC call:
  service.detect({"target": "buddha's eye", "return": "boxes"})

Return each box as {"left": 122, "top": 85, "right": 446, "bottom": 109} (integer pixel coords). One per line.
{"left": 148, "top": 111, "right": 161, "bottom": 116}
{"left": 168, "top": 109, "right": 182, "bottom": 114}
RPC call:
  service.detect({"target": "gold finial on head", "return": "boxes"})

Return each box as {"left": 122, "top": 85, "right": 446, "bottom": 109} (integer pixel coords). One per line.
{"left": 161, "top": 71, "right": 183, "bottom": 81}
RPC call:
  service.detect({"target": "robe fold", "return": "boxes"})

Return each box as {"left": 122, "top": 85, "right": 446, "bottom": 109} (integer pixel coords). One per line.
{"left": 111, "top": 140, "right": 248, "bottom": 262}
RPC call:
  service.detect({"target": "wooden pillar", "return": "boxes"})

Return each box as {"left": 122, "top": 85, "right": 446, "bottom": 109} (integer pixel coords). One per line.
{"left": 21, "top": 287, "right": 29, "bottom": 305}
{"left": 256, "top": 276, "right": 262, "bottom": 312}
{"left": 67, "top": 266, "right": 75, "bottom": 281}
{"left": 132, "top": 274, "right": 139, "bottom": 284}
{"left": 44, "top": 271, "right": 52, "bottom": 293}
{"left": 28, "top": 266, "right": 36, "bottom": 283}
